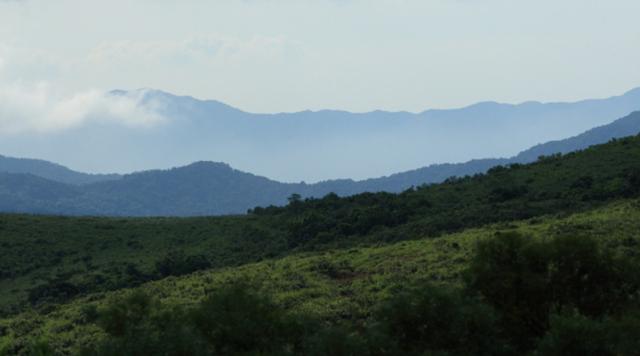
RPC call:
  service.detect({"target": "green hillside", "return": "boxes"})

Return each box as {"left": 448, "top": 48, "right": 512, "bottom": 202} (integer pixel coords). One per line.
{"left": 3, "top": 135, "right": 640, "bottom": 317}
{"left": 2, "top": 199, "right": 640, "bottom": 354}
{"left": 2, "top": 135, "right": 640, "bottom": 355}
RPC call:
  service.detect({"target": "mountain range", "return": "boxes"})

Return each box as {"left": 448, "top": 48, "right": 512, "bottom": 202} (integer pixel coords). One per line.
{"left": 1, "top": 88, "right": 640, "bottom": 182}
{"left": 1, "top": 110, "right": 639, "bottom": 216}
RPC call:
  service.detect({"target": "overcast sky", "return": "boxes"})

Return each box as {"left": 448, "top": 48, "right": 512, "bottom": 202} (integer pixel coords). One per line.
{"left": 1, "top": 0, "right": 639, "bottom": 114}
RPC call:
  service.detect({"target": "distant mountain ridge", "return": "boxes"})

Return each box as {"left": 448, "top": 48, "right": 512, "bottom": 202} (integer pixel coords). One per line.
{"left": 0, "top": 155, "right": 121, "bottom": 185}
{"left": 3, "top": 87, "right": 640, "bottom": 182}
{"left": 0, "top": 111, "right": 639, "bottom": 216}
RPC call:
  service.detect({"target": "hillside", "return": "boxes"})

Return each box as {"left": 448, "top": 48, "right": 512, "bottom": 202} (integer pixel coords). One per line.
{"left": 1, "top": 199, "right": 639, "bottom": 355}
{"left": 1, "top": 134, "right": 640, "bottom": 315}
{"left": 0, "top": 111, "right": 639, "bottom": 216}
{"left": 2, "top": 135, "right": 640, "bottom": 354}
{"left": 360, "top": 110, "right": 640, "bottom": 191}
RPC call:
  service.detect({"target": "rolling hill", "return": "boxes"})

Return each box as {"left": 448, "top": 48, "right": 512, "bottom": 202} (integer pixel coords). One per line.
{"left": 1, "top": 133, "right": 640, "bottom": 354}
{"left": 0, "top": 155, "right": 120, "bottom": 185}
{"left": 1, "top": 111, "right": 639, "bottom": 216}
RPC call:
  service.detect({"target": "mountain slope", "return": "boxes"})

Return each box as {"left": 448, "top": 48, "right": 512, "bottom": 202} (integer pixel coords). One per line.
{"left": 514, "top": 110, "right": 640, "bottom": 162}
{"left": 363, "top": 110, "right": 640, "bottom": 192}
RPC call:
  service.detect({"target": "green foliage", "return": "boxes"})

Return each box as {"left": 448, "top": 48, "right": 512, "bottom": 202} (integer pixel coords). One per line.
{"left": 535, "top": 312, "right": 613, "bottom": 356}
{"left": 372, "top": 286, "right": 506, "bottom": 356}
{"left": 0, "top": 215, "right": 285, "bottom": 317}
{"left": 26, "top": 338, "right": 56, "bottom": 356}
{"left": 302, "top": 326, "right": 367, "bottom": 356}
{"left": 466, "top": 232, "right": 640, "bottom": 350}
{"left": 28, "top": 280, "right": 81, "bottom": 306}
{"left": 88, "top": 285, "right": 313, "bottom": 356}
{"left": 191, "top": 283, "right": 299, "bottom": 354}
{"left": 535, "top": 311, "right": 640, "bottom": 356}
{"left": 88, "top": 290, "right": 206, "bottom": 356}
{"left": 154, "top": 251, "right": 211, "bottom": 278}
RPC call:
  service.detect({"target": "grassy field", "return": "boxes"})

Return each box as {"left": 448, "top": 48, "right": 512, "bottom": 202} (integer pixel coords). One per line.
{"left": 2, "top": 198, "right": 639, "bottom": 354}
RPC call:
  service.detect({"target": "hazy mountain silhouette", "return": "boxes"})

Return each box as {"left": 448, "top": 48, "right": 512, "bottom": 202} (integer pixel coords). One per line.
{"left": 2, "top": 88, "right": 640, "bottom": 182}
{"left": 0, "top": 111, "right": 639, "bottom": 216}
{"left": 0, "top": 155, "right": 121, "bottom": 185}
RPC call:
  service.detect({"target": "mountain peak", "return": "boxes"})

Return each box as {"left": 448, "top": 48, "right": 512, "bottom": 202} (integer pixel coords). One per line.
{"left": 184, "top": 161, "right": 232, "bottom": 170}
{"left": 109, "top": 88, "right": 245, "bottom": 115}
{"left": 623, "top": 87, "right": 640, "bottom": 97}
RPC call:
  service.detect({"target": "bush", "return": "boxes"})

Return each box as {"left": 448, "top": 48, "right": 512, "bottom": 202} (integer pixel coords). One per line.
{"left": 303, "top": 325, "right": 367, "bottom": 356}
{"left": 88, "top": 291, "right": 207, "bottom": 356}
{"left": 26, "top": 339, "right": 56, "bottom": 356}
{"left": 191, "top": 283, "right": 300, "bottom": 354}
{"left": 466, "top": 232, "right": 640, "bottom": 351}
{"left": 466, "top": 232, "right": 551, "bottom": 348}
{"left": 534, "top": 311, "right": 640, "bottom": 356}
{"left": 154, "top": 251, "right": 211, "bottom": 277}
{"left": 97, "top": 290, "right": 156, "bottom": 338}
{"left": 28, "top": 280, "right": 81, "bottom": 306}
{"left": 372, "top": 285, "right": 506, "bottom": 356}
{"left": 89, "top": 284, "right": 309, "bottom": 356}
{"left": 534, "top": 312, "right": 612, "bottom": 356}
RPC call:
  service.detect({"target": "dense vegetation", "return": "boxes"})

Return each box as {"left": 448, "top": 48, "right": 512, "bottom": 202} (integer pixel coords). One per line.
{"left": 3, "top": 200, "right": 640, "bottom": 355}
{"left": 71, "top": 232, "right": 640, "bottom": 356}
{"left": 3, "top": 134, "right": 640, "bottom": 318}
{"left": 1, "top": 134, "right": 640, "bottom": 354}
{"left": 1, "top": 111, "right": 639, "bottom": 216}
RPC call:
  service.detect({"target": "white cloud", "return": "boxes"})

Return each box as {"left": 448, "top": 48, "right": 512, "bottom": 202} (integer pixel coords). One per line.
{"left": 0, "top": 82, "right": 166, "bottom": 135}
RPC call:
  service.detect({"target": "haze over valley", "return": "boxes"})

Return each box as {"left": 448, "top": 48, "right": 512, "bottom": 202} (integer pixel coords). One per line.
{"left": 2, "top": 87, "right": 640, "bottom": 182}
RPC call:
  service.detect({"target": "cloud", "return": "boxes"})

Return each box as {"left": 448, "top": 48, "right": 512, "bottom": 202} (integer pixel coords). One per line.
{"left": 88, "top": 34, "right": 299, "bottom": 66}
{"left": 0, "top": 83, "right": 166, "bottom": 135}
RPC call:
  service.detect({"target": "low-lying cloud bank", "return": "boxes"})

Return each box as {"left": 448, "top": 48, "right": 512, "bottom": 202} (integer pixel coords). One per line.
{"left": 0, "top": 83, "right": 166, "bottom": 135}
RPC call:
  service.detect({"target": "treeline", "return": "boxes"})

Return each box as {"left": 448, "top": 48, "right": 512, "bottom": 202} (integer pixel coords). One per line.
{"left": 252, "top": 136, "right": 640, "bottom": 248}
{"left": 15, "top": 232, "right": 638, "bottom": 355}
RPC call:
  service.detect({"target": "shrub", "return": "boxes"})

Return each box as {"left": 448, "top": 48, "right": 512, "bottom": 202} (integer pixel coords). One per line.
{"left": 466, "top": 232, "right": 640, "bottom": 350}
{"left": 89, "top": 291, "right": 207, "bottom": 356}
{"left": 155, "top": 251, "right": 211, "bottom": 277}
{"left": 191, "top": 283, "right": 299, "bottom": 354}
{"left": 28, "top": 280, "right": 81, "bottom": 306}
{"left": 303, "top": 325, "right": 367, "bottom": 356}
{"left": 372, "top": 285, "right": 506, "bottom": 356}
{"left": 535, "top": 312, "right": 612, "bottom": 356}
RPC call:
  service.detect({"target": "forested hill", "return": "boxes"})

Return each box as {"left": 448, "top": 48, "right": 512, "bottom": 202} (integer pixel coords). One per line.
{"left": 251, "top": 132, "right": 640, "bottom": 246}
{"left": 357, "top": 110, "right": 640, "bottom": 192}
{"left": 0, "top": 111, "right": 639, "bottom": 216}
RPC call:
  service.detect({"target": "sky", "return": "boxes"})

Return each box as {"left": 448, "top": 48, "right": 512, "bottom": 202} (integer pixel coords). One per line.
{"left": 0, "top": 0, "right": 639, "bottom": 117}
